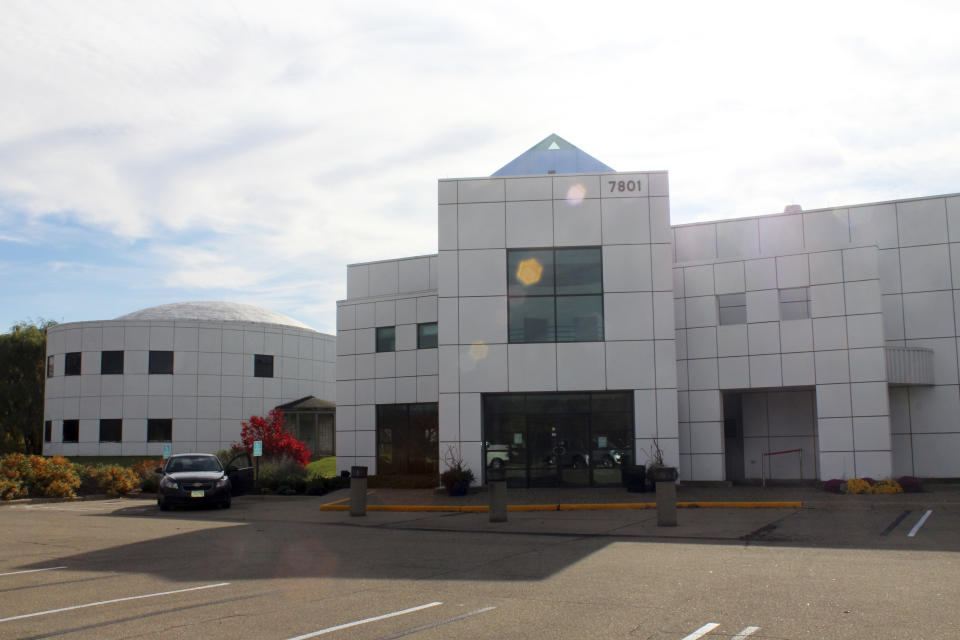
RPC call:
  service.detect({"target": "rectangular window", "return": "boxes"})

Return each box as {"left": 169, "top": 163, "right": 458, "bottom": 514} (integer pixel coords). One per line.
{"left": 147, "top": 418, "right": 173, "bottom": 442}
{"left": 718, "top": 293, "right": 747, "bottom": 325}
{"left": 417, "top": 323, "right": 438, "bottom": 349}
{"left": 779, "top": 287, "right": 811, "bottom": 320}
{"left": 148, "top": 350, "right": 174, "bottom": 374}
{"left": 101, "top": 350, "right": 124, "bottom": 375}
{"left": 99, "top": 419, "right": 123, "bottom": 443}
{"left": 507, "top": 247, "right": 604, "bottom": 343}
{"left": 254, "top": 354, "right": 274, "bottom": 378}
{"left": 44, "top": 420, "right": 52, "bottom": 442}
{"left": 64, "top": 352, "right": 81, "bottom": 376}
{"left": 62, "top": 419, "right": 79, "bottom": 443}
{"left": 47, "top": 356, "right": 54, "bottom": 378}
{"left": 376, "top": 326, "right": 396, "bottom": 352}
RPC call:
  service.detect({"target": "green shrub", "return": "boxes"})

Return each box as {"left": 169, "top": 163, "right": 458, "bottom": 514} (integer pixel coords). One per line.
{"left": 73, "top": 464, "right": 139, "bottom": 496}
{"left": 305, "top": 475, "right": 349, "bottom": 495}
{"left": 257, "top": 455, "right": 307, "bottom": 492}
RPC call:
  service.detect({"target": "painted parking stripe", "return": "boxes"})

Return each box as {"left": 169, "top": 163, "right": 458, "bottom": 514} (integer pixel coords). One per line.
{"left": 731, "top": 626, "right": 760, "bottom": 639}
{"left": 285, "top": 602, "right": 443, "bottom": 640}
{"left": 681, "top": 622, "right": 720, "bottom": 639}
{"left": 0, "top": 566, "right": 66, "bottom": 578}
{"left": 907, "top": 510, "right": 933, "bottom": 537}
{"left": 376, "top": 606, "right": 496, "bottom": 639}
{"left": 0, "top": 582, "right": 230, "bottom": 623}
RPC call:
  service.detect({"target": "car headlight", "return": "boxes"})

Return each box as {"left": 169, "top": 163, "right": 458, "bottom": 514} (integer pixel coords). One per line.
{"left": 215, "top": 477, "right": 229, "bottom": 488}
{"left": 160, "top": 476, "right": 179, "bottom": 490}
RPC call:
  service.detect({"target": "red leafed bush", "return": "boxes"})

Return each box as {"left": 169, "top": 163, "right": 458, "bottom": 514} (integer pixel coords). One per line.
{"left": 239, "top": 409, "right": 310, "bottom": 467}
{"left": 823, "top": 478, "right": 845, "bottom": 494}
{"left": 897, "top": 475, "right": 924, "bottom": 493}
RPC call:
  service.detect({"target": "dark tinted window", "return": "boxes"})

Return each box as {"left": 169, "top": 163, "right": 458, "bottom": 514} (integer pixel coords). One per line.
{"left": 148, "top": 351, "right": 174, "bottom": 374}
{"left": 376, "top": 327, "right": 395, "bottom": 352}
{"left": 64, "top": 352, "right": 81, "bottom": 376}
{"left": 147, "top": 419, "right": 172, "bottom": 442}
{"left": 101, "top": 350, "right": 124, "bottom": 375}
{"left": 254, "top": 354, "right": 274, "bottom": 378}
{"left": 62, "top": 419, "right": 79, "bottom": 443}
{"left": 44, "top": 421, "right": 52, "bottom": 442}
{"left": 376, "top": 403, "right": 438, "bottom": 476}
{"left": 99, "top": 419, "right": 123, "bottom": 442}
{"left": 47, "top": 356, "right": 54, "bottom": 378}
{"left": 417, "top": 323, "right": 438, "bottom": 349}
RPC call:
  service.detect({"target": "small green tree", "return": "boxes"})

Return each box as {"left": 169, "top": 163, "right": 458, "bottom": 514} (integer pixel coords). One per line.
{"left": 0, "top": 320, "right": 56, "bottom": 454}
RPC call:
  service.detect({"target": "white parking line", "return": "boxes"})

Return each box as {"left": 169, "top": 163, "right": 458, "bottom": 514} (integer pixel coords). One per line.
{"left": 285, "top": 602, "right": 443, "bottom": 640}
{"left": 731, "top": 626, "right": 760, "bottom": 639}
{"left": 907, "top": 510, "right": 933, "bottom": 537}
{"left": 681, "top": 622, "right": 720, "bottom": 639}
{"left": 0, "top": 582, "right": 230, "bottom": 623}
{"left": 0, "top": 566, "right": 66, "bottom": 578}
{"left": 376, "top": 606, "right": 496, "bottom": 639}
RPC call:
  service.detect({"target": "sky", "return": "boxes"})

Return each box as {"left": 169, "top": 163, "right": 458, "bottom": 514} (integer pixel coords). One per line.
{"left": 2, "top": 1, "right": 959, "bottom": 335}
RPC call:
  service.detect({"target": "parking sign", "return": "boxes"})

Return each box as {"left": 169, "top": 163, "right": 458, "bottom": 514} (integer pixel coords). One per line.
{"left": 253, "top": 440, "right": 263, "bottom": 457}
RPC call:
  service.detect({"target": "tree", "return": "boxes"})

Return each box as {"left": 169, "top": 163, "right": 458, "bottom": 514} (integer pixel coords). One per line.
{"left": 239, "top": 409, "right": 310, "bottom": 467}
{"left": 0, "top": 321, "right": 55, "bottom": 454}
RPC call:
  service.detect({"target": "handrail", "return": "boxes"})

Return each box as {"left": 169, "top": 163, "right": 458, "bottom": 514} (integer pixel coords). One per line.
{"left": 761, "top": 447, "right": 803, "bottom": 488}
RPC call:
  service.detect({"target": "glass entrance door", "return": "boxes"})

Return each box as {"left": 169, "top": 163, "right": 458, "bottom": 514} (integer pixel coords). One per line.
{"left": 527, "top": 416, "right": 590, "bottom": 487}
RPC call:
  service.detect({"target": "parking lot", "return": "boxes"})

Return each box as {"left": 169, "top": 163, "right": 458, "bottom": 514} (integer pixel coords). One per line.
{"left": 1, "top": 492, "right": 959, "bottom": 639}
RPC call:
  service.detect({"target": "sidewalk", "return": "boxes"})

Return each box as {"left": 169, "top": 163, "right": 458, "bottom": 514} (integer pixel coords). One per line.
{"left": 319, "top": 481, "right": 960, "bottom": 512}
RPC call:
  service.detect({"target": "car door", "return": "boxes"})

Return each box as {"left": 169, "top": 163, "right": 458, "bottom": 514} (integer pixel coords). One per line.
{"left": 225, "top": 452, "right": 255, "bottom": 495}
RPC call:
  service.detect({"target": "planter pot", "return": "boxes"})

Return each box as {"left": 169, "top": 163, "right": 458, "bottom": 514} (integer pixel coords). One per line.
{"left": 649, "top": 466, "right": 678, "bottom": 483}
{"left": 446, "top": 480, "right": 469, "bottom": 496}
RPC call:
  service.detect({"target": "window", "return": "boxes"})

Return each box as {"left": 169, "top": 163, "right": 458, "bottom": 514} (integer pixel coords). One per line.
{"left": 376, "top": 403, "right": 438, "bottom": 476}
{"left": 718, "top": 293, "right": 747, "bottom": 325}
{"left": 148, "top": 350, "right": 174, "bottom": 374}
{"left": 44, "top": 421, "right": 52, "bottom": 442}
{"left": 101, "top": 351, "right": 124, "bottom": 375}
{"left": 147, "top": 418, "right": 173, "bottom": 442}
{"left": 507, "top": 247, "right": 604, "bottom": 343}
{"left": 65, "top": 352, "right": 81, "bottom": 376}
{"left": 779, "top": 287, "right": 810, "bottom": 320}
{"left": 254, "top": 354, "right": 274, "bottom": 378}
{"left": 417, "top": 322, "right": 438, "bottom": 349}
{"left": 376, "top": 326, "right": 396, "bottom": 352}
{"left": 99, "top": 419, "right": 123, "bottom": 443}
{"left": 62, "top": 419, "right": 79, "bottom": 443}
{"left": 47, "top": 356, "right": 54, "bottom": 378}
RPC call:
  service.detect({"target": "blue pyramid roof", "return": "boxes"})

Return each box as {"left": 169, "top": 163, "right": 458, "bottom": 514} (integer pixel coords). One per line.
{"left": 492, "top": 134, "right": 614, "bottom": 176}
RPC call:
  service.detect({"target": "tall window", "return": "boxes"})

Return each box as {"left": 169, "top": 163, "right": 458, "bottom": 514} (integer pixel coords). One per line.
{"left": 507, "top": 247, "right": 604, "bottom": 343}
{"left": 101, "top": 351, "right": 124, "bottom": 375}
{"left": 147, "top": 419, "right": 173, "bottom": 442}
{"left": 99, "top": 419, "right": 123, "bottom": 443}
{"left": 417, "top": 322, "right": 438, "bottom": 349}
{"left": 254, "top": 354, "right": 274, "bottom": 378}
{"left": 718, "top": 293, "right": 747, "bottom": 325}
{"left": 376, "top": 326, "right": 396, "bottom": 352}
{"left": 64, "top": 352, "right": 81, "bottom": 376}
{"left": 47, "top": 356, "right": 54, "bottom": 378}
{"left": 148, "top": 351, "right": 174, "bottom": 374}
{"left": 62, "top": 419, "right": 79, "bottom": 443}
{"left": 44, "top": 421, "right": 52, "bottom": 442}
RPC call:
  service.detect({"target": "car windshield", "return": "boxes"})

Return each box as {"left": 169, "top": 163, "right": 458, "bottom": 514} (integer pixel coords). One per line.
{"left": 166, "top": 456, "right": 222, "bottom": 473}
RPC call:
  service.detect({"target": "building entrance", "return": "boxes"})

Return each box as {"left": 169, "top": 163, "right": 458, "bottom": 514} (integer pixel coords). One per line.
{"left": 482, "top": 391, "right": 634, "bottom": 488}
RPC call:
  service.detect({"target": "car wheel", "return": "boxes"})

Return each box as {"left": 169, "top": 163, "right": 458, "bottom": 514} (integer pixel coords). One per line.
{"left": 490, "top": 458, "right": 504, "bottom": 470}
{"left": 158, "top": 500, "right": 170, "bottom": 511}
{"left": 221, "top": 498, "right": 231, "bottom": 509}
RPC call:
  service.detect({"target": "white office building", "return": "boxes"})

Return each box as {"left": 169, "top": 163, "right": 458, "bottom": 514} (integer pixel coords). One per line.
{"left": 336, "top": 134, "right": 960, "bottom": 486}
{"left": 42, "top": 301, "right": 336, "bottom": 457}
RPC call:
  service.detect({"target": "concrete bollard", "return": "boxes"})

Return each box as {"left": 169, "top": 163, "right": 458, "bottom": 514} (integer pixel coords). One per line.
{"left": 655, "top": 480, "right": 677, "bottom": 526}
{"left": 488, "top": 466, "right": 507, "bottom": 522}
{"left": 350, "top": 465, "right": 368, "bottom": 517}
{"left": 651, "top": 466, "right": 679, "bottom": 527}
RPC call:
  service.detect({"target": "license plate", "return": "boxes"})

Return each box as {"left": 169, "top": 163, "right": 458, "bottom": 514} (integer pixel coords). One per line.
{"left": 190, "top": 490, "right": 204, "bottom": 498}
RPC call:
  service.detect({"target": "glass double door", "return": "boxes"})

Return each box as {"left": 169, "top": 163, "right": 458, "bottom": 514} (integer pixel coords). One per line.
{"left": 527, "top": 416, "right": 591, "bottom": 487}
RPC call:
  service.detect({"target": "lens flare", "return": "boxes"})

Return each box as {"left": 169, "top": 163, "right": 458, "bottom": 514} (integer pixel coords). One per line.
{"left": 515, "top": 258, "right": 543, "bottom": 286}
{"left": 469, "top": 341, "right": 488, "bottom": 360}
{"left": 566, "top": 183, "right": 586, "bottom": 206}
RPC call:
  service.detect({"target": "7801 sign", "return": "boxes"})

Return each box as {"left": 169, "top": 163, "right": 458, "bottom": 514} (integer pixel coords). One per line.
{"left": 608, "top": 179, "right": 642, "bottom": 193}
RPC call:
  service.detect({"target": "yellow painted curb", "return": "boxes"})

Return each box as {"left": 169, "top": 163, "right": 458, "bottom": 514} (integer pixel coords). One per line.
{"left": 318, "top": 501, "right": 802, "bottom": 512}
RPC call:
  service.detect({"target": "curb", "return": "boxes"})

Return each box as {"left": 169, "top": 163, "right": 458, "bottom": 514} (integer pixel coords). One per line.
{"left": 317, "top": 501, "right": 803, "bottom": 513}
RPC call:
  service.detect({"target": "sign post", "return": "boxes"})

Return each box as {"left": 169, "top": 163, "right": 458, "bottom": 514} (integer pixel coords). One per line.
{"left": 162, "top": 443, "right": 171, "bottom": 459}
{"left": 253, "top": 440, "right": 262, "bottom": 488}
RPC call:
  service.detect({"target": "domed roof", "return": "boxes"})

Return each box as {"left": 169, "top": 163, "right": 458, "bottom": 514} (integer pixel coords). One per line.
{"left": 116, "top": 301, "right": 314, "bottom": 330}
